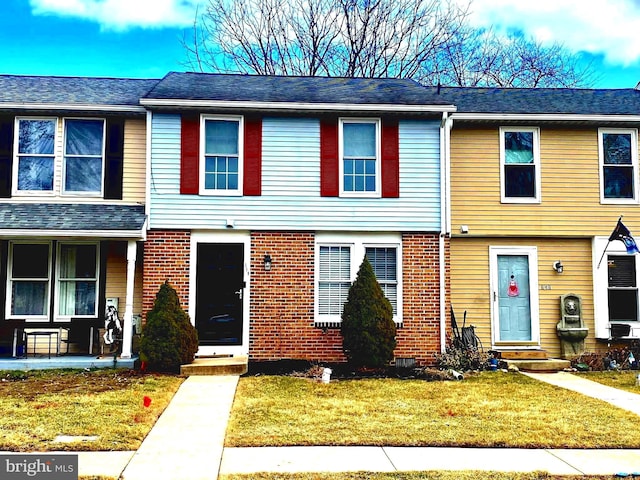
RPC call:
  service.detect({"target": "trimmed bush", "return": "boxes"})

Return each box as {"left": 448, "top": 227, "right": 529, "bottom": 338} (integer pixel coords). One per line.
{"left": 139, "top": 281, "right": 199, "bottom": 372}
{"left": 341, "top": 256, "right": 396, "bottom": 368}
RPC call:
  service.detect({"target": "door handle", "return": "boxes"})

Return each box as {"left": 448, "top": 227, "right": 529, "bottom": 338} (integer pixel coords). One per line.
{"left": 235, "top": 289, "right": 243, "bottom": 300}
{"left": 493, "top": 291, "right": 497, "bottom": 302}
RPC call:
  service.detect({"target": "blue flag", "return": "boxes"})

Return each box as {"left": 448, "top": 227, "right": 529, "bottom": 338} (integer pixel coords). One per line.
{"left": 609, "top": 219, "right": 640, "bottom": 254}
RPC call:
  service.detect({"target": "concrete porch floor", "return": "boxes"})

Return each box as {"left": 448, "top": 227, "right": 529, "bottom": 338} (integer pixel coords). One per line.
{"left": 0, "top": 355, "right": 138, "bottom": 370}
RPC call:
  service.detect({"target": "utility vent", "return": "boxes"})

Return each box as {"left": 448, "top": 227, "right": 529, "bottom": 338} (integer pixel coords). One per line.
{"left": 395, "top": 357, "right": 416, "bottom": 368}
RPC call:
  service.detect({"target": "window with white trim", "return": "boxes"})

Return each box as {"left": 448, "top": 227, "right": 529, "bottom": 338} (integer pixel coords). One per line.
{"left": 594, "top": 237, "right": 640, "bottom": 338}
{"left": 201, "top": 116, "right": 243, "bottom": 195}
{"left": 6, "top": 241, "right": 99, "bottom": 321}
{"left": 15, "top": 118, "right": 56, "bottom": 192}
{"left": 316, "top": 234, "right": 401, "bottom": 326}
{"left": 599, "top": 129, "right": 638, "bottom": 202}
{"left": 340, "top": 118, "right": 380, "bottom": 197}
{"left": 57, "top": 243, "right": 99, "bottom": 317}
{"left": 500, "top": 127, "right": 540, "bottom": 203}
{"left": 14, "top": 117, "right": 106, "bottom": 196}
{"left": 7, "top": 243, "right": 51, "bottom": 318}
{"left": 63, "top": 118, "right": 105, "bottom": 194}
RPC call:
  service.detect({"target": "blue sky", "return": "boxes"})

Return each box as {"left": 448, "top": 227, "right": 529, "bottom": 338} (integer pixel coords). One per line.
{"left": 1, "top": 0, "right": 639, "bottom": 88}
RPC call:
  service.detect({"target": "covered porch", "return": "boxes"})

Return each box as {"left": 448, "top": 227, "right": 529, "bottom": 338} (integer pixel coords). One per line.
{"left": 0, "top": 204, "right": 146, "bottom": 364}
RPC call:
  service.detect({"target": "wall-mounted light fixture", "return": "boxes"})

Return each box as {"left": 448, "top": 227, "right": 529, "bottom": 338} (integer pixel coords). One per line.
{"left": 460, "top": 225, "right": 469, "bottom": 234}
{"left": 553, "top": 261, "right": 563, "bottom": 274}
{"left": 264, "top": 254, "right": 272, "bottom": 271}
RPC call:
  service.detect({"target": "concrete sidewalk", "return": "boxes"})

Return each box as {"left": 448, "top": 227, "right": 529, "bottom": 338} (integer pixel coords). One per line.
{"left": 47, "top": 371, "right": 640, "bottom": 478}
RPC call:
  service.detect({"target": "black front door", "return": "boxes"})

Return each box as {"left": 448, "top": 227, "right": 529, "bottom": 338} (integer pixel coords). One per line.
{"left": 195, "top": 243, "right": 244, "bottom": 346}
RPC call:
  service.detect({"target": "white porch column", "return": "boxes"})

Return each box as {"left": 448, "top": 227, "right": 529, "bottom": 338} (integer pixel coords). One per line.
{"left": 120, "top": 240, "right": 138, "bottom": 359}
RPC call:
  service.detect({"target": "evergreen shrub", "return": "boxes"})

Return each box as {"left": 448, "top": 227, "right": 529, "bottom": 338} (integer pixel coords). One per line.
{"left": 341, "top": 256, "right": 396, "bottom": 368}
{"left": 139, "top": 281, "right": 199, "bottom": 372}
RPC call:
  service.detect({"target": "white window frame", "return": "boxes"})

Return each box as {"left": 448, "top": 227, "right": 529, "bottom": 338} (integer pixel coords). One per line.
{"left": 13, "top": 117, "right": 58, "bottom": 196}
{"left": 593, "top": 236, "right": 640, "bottom": 338}
{"left": 6, "top": 241, "right": 52, "bottom": 322}
{"left": 598, "top": 128, "right": 639, "bottom": 204}
{"left": 339, "top": 118, "right": 381, "bottom": 198}
{"left": 499, "top": 127, "right": 541, "bottom": 204}
{"left": 200, "top": 114, "right": 244, "bottom": 196}
{"left": 62, "top": 117, "right": 106, "bottom": 197}
{"left": 55, "top": 242, "right": 100, "bottom": 321}
{"left": 315, "top": 232, "right": 402, "bottom": 326}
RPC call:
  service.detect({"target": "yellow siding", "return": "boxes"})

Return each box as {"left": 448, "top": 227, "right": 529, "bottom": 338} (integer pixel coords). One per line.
{"left": 105, "top": 241, "right": 143, "bottom": 316}
{"left": 450, "top": 237, "right": 599, "bottom": 358}
{"left": 450, "top": 126, "right": 640, "bottom": 237}
{"left": 122, "top": 118, "right": 146, "bottom": 204}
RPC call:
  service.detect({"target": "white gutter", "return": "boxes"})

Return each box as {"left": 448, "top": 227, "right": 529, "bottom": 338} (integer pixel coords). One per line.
{"left": 145, "top": 110, "right": 152, "bottom": 230}
{"left": 141, "top": 98, "right": 456, "bottom": 113}
{"left": 438, "top": 112, "right": 452, "bottom": 353}
{"left": 0, "top": 103, "right": 146, "bottom": 113}
{"left": 452, "top": 113, "right": 640, "bottom": 122}
{"left": 0, "top": 229, "right": 146, "bottom": 239}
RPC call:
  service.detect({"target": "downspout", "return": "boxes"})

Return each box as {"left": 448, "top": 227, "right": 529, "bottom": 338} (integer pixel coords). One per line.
{"left": 145, "top": 110, "right": 152, "bottom": 224}
{"left": 439, "top": 112, "right": 453, "bottom": 353}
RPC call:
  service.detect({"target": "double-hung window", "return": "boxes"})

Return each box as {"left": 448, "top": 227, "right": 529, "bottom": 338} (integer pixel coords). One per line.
{"left": 599, "top": 129, "right": 638, "bottom": 203}
{"left": 607, "top": 255, "right": 638, "bottom": 322}
{"left": 500, "top": 127, "right": 540, "bottom": 203}
{"left": 63, "top": 119, "right": 105, "bottom": 194}
{"left": 57, "top": 243, "right": 99, "bottom": 317}
{"left": 14, "top": 117, "right": 105, "bottom": 196}
{"left": 316, "top": 234, "right": 401, "bottom": 326}
{"left": 7, "top": 243, "right": 51, "bottom": 318}
{"left": 6, "top": 241, "right": 99, "bottom": 321}
{"left": 201, "top": 116, "right": 243, "bottom": 195}
{"left": 340, "top": 119, "right": 380, "bottom": 197}
{"left": 15, "top": 118, "right": 56, "bottom": 192}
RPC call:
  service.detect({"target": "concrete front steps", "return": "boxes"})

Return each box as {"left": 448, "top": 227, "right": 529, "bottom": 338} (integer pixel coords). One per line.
{"left": 180, "top": 355, "right": 248, "bottom": 376}
{"left": 493, "top": 350, "right": 571, "bottom": 372}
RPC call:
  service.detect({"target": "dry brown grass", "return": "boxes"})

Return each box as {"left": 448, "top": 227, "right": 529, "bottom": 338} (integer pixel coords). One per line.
{"left": 220, "top": 472, "right": 620, "bottom": 480}
{"left": 225, "top": 372, "right": 640, "bottom": 449}
{"left": 0, "top": 368, "right": 183, "bottom": 451}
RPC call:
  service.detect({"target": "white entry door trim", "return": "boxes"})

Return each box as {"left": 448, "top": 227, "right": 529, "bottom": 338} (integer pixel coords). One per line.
{"left": 489, "top": 246, "right": 541, "bottom": 347}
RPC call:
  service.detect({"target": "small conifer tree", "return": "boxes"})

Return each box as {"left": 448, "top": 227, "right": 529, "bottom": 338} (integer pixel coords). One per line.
{"left": 139, "top": 281, "right": 199, "bottom": 372}
{"left": 341, "top": 256, "right": 396, "bottom": 368}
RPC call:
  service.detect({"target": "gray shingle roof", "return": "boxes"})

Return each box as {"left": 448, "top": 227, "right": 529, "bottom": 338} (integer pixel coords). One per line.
{"left": 0, "top": 75, "right": 158, "bottom": 108}
{"left": 429, "top": 86, "right": 640, "bottom": 115}
{"left": 0, "top": 204, "right": 146, "bottom": 233}
{"left": 144, "top": 72, "right": 453, "bottom": 106}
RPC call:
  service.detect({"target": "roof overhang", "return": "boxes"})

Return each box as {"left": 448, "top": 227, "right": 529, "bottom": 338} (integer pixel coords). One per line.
{"left": 451, "top": 113, "right": 640, "bottom": 122}
{"left": 0, "top": 228, "right": 146, "bottom": 240}
{"left": 140, "top": 98, "right": 457, "bottom": 113}
{"left": 0, "top": 103, "right": 147, "bottom": 114}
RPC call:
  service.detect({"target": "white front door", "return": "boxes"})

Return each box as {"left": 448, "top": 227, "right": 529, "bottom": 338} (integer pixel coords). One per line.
{"left": 489, "top": 246, "right": 540, "bottom": 346}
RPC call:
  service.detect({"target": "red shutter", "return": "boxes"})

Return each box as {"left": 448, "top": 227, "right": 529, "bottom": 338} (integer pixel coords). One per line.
{"left": 320, "top": 119, "right": 339, "bottom": 197}
{"left": 381, "top": 119, "right": 399, "bottom": 198}
{"left": 243, "top": 117, "right": 262, "bottom": 196}
{"left": 180, "top": 115, "right": 199, "bottom": 194}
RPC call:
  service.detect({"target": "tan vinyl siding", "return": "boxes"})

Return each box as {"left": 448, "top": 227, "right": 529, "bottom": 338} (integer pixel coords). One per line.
{"left": 105, "top": 242, "right": 143, "bottom": 316}
{"left": 450, "top": 237, "right": 598, "bottom": 358}
{"left": 451, "top": 126, "right": 640, "bottom": 237}
{"left": 122, "top": 118, "right": 146, "bottom": 203}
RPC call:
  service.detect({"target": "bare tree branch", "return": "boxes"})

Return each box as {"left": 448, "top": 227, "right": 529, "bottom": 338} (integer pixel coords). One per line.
{"left": 182, "top": 0, "right": 595, "bottom": 87}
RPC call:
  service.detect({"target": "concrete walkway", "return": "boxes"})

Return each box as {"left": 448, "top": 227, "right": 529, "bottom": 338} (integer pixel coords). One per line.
{"left": 120, "top": 375, "right": 238, "bottom": 480}
{"left": 43, "top": 371, "right": 640, "bottom": 478}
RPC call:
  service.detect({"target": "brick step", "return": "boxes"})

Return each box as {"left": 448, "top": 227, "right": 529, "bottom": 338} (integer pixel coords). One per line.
{"left": 180, "top": 355, "right": 248, "bottom": 376}
{"left": 494, "top": 350, "right": 548, "bottom": 360}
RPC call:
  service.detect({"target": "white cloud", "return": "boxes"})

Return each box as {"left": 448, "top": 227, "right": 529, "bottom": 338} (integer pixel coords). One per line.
{"left": 29, "top": 0, "right": 203, "bottom": 30}
{"left": 460, "top": 0, "right": 640, "bottom": 66}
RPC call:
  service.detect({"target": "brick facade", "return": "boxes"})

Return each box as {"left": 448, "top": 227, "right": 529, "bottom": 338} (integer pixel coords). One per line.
{"left": 142, "top": 229, "right": 446, "bottom": 365}
{"left": 397, "top": 233, "right": 448, "bottom": 365}
{"left": 142, "top": 230, "right": 191, "bottom": 318}
{"left": 250, "top": 231, "right": 346, "bottom": 362}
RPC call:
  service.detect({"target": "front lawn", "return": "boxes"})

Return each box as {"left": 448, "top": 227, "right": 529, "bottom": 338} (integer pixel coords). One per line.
{"left": 0, "top": 368, "right": 183, "bottom": 452}
{"left": 225, "top": 371, "right": 640, "bottom": 449}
